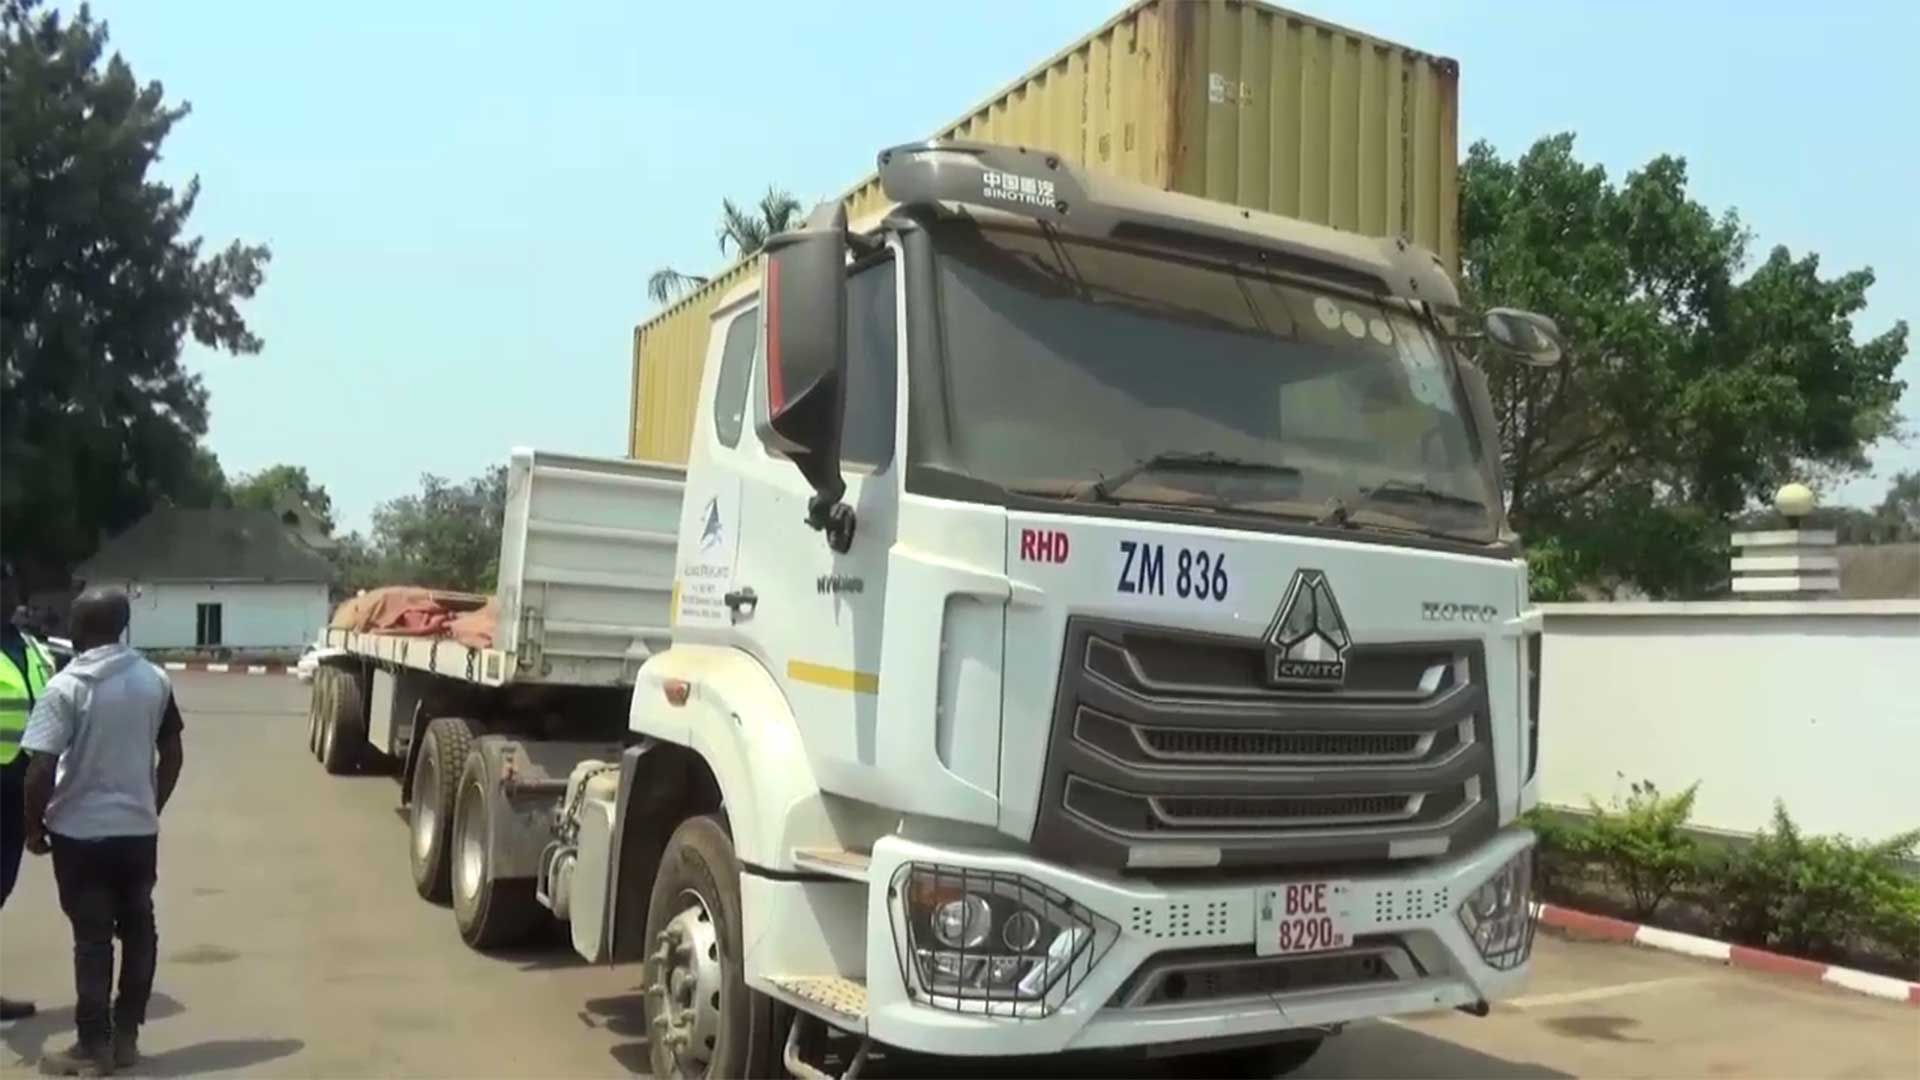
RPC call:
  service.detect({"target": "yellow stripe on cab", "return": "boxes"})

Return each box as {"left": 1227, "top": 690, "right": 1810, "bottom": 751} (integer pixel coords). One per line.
{"left": 786, "top": 660, "right": 879, "bottom": 695}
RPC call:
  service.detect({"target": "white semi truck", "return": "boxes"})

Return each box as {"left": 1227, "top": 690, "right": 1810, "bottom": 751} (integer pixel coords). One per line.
{"left": 309, "top": 142, "right": 1557, "bottom": 1077}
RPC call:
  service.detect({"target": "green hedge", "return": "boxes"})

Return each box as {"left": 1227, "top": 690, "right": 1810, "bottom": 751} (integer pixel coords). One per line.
{"left": 1524, "top": 783, "right": 1920, "bottom": 975}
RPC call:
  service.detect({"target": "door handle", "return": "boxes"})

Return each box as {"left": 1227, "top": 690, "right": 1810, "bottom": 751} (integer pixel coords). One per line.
{"left": 723, "top": 587, "right": 757, "bottom": 623}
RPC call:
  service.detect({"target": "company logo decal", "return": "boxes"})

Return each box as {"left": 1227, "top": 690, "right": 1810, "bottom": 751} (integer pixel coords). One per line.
{"left": 1265, "top": 569, "right": 1351, "bottom": 688}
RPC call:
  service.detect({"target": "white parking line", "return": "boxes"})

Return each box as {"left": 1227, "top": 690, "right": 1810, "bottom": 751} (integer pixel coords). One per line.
{"left": 1507, "top": 975, "right": 1713, "bottom": 1011}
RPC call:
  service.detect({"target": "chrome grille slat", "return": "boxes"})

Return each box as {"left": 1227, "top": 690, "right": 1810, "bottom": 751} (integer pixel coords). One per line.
{"left": 1064, "top": 775, "right": 1479, "bottom": 841}
{"left": 1086, "top": 634, "right": 1458, "bottom": 703}
{"left": 1137, "top": 726, "right": 1430, "bottom": 763}
{"left": 1150, "top": 792, "right": 1420, "bottom": 828}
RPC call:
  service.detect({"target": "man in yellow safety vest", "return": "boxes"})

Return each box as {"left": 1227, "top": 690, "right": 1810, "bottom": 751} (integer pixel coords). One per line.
{"left": 1, "top": 559, "right": 56, "bottom": 1021}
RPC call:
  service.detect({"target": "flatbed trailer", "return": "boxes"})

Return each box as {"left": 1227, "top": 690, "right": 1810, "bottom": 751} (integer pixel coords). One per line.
{"left": 305, "top": 448, "right": 684, "bottom": 929}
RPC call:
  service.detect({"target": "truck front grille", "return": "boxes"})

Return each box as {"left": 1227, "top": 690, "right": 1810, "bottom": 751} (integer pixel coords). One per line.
{"left": 1032, "top": 618, "right": 1497, "bottom": 871}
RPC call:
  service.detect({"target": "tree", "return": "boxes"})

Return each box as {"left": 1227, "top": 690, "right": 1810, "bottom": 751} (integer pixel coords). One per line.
{"left": 1, "top": 1, "right": 269, "bottom": 585}
{"left": 325, "top": 532, "right": 384, "bottom": 596}
{"left": 1876, "top": 469, "right": 1920, "bottom": 539}
{"left": 647, "top": 186, "right": 802, "bottom": 304}
{"left": 359, "top": 466, "right": 508, "bottom": 593}
{"left": 716, "top": 188, "right": 802, "bottom": 257}
{"left": 229, "top": 464, "right": 335, "bottom": 534}
{"left": 1460, "top": 134, "right": 1908, "bottom": 598}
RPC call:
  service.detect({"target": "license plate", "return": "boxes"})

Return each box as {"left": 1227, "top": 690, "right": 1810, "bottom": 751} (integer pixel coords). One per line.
{"left": 1256, "top": 880, "right": 1357, "bottom": 957}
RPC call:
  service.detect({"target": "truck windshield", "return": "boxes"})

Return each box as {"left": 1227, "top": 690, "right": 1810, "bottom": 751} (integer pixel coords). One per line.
{"left": 918, "top": 221, "right": 1499, "bottom": 543}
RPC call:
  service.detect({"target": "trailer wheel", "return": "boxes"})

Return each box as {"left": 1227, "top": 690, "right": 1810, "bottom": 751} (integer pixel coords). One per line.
{"left": 313, "top": 666, "right": 343, "bottom": 761}
{"left": 450, "top": 749, "right": 540, "bottom": 949}
{"left": 641, "top": 815, "right": 785, "bottom": 1079}
{"left": 306, "top": 670, "right": 327, "bottom": 757}
{"left": 409, "top": 717, "right": 477, "bottom": 902}
{"left": 312, "top": 668, "right": 338, "bottom": 764}
{"left": 319, "top": 665, "right": 366, "bottom": 775}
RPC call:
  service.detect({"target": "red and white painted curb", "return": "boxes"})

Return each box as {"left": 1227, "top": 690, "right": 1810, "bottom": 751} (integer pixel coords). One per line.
{"left": 1534, "top": 902, "right": 1919, "bottom": 1006}
{"left": 160, "top": 661, "right": 291, "bottom": 676}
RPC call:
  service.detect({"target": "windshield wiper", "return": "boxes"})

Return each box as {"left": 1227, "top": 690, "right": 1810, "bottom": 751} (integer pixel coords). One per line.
{"left": 1316, "top": 479, "right": 1486, "bottom": 527}
{"left": 1073, "top": 450, "right": 1301, "bottom": 504}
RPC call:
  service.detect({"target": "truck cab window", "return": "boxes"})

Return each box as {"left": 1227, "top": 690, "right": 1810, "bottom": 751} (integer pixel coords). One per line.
{"left": 712, "top": 305, "right": 757, "bottom": 449}
{"left": 842, "top": 259, "right": 897, "bottom": 469}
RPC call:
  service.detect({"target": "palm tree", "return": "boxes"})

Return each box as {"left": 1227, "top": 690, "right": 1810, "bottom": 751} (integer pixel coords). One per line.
{"left": 648, "top": 187, "right": 803, "bottom": 305}
{"left": 646, "top": 266, "right": 709, "bottom": 305}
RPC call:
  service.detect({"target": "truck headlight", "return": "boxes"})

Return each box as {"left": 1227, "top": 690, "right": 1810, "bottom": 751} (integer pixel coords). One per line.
{"left": 931, "top": 894, "right": 993, "bottom": 949}
{"left": 1458, "top": 848, "right": 1535, "bottom": 970}
{"left": 891, "top": 864, "right": 1114, "bottom": 1016}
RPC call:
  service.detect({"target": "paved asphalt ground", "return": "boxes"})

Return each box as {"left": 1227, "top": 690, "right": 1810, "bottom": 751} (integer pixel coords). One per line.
{"left": 2, "top": 672, "right": 1916, "bottom": 1078}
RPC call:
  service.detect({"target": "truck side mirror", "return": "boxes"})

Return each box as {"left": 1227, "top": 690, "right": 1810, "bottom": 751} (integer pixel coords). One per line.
{"left": 758, "top": 200, "right": 856, "bottom": 551}
{"left": 1482, "top": 308, "right": 1563, "bottom": 368}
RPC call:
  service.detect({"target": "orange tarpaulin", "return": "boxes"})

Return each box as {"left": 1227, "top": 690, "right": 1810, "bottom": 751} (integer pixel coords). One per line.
{"left": 330, "top": 586, "right": 497, "bottom": 649}
{"left": 445, "top": 600, "right": 499, "bottom": 650}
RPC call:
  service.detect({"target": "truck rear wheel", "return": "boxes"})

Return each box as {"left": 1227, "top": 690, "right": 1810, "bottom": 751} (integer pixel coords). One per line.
{"left": 409, "top": 717, "right": 477, "bottom": 902}
{"left": 319, "top": 665, "right": 366, "bottom": 775}
{"left": 641, "top": 815, "right": 785, "bottom": 1079}
{"left": 450, "top": 749, "right": 540, "bottom": 949}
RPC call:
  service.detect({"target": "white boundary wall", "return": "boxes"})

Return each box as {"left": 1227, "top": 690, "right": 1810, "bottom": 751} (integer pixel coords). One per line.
{"left": 1537, "top": 599, "right": 1920, "bottom": 841}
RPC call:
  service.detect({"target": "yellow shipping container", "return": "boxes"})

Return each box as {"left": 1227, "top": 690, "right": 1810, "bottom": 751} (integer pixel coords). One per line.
{"left": 631, "top": 0, "right": 1458, "bottom": 463}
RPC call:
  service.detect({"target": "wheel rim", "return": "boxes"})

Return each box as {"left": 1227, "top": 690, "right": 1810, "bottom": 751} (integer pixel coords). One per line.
{"left": 455, "top": 777, "right": 486, "bottom": 904}
{"left": 645, "top": 891, "right": 724, "bottom": 1078}
{"left": 411, "top": 746, "right": 439, "bottom": 862}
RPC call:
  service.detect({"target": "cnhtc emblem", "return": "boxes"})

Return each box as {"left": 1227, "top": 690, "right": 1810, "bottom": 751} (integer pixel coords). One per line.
{"left": 1265, "top": 569, "right": 1351, "bottom": 688}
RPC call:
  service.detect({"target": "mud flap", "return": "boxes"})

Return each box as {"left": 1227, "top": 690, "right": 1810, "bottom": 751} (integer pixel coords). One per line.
{"left": 469, "top": 736, "right": 623, "bottom": 880}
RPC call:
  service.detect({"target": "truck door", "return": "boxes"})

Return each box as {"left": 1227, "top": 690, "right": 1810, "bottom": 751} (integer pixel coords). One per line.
{"left": 732, "top": 255, "right": 899, "bottom": 780}
{"left": 671, "top": 303, "right": 753, "bottom": 636}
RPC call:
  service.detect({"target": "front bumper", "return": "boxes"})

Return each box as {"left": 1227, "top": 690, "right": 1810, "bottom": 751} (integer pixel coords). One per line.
{"left": 861, "top": 827, "right": 1536, "bottom": 1057}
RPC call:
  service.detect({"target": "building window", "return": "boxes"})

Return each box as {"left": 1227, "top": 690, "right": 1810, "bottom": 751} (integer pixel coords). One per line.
{"left": 196, "top": 603, "right": 223, "bottom": 647}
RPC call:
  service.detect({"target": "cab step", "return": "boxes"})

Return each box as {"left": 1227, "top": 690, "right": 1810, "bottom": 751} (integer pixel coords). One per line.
{"left": 766, "top": 974, "right": 869, "bottom": 1026}
{"left": 791, "top": 847, "right": 871, "bottom": 882}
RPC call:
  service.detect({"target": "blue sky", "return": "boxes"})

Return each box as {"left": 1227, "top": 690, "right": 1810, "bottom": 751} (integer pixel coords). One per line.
{"left": 87, "top": 0, "right": 1919, "bottom": 532}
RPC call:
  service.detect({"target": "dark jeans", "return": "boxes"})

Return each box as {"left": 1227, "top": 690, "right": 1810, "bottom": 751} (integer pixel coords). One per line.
{"left": 50, "top": 833, "right": 158, "bottom": 1045}
{"left": 0, "top": 754, "right": 24, "bottom": 906}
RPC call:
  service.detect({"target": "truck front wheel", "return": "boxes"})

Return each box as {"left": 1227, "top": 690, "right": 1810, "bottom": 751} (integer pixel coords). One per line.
{"left": 409, "top": 717, "right": 478, "bottom": 902}
{"left": 641, "top": 815, "right": 784, "bottom": 1079}
{"left": 449, "top": 750, "right": 540, "bottom": 949}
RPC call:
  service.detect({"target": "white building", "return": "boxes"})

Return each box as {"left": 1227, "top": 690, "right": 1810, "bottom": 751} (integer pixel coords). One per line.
{"left": 76, "top": 507, "right": 335, "bottom": 651}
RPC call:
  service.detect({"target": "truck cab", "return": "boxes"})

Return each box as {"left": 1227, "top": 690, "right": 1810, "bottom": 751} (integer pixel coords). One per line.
{"left": 605, "top": 142, "right": 1553, "bottom": 1075}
